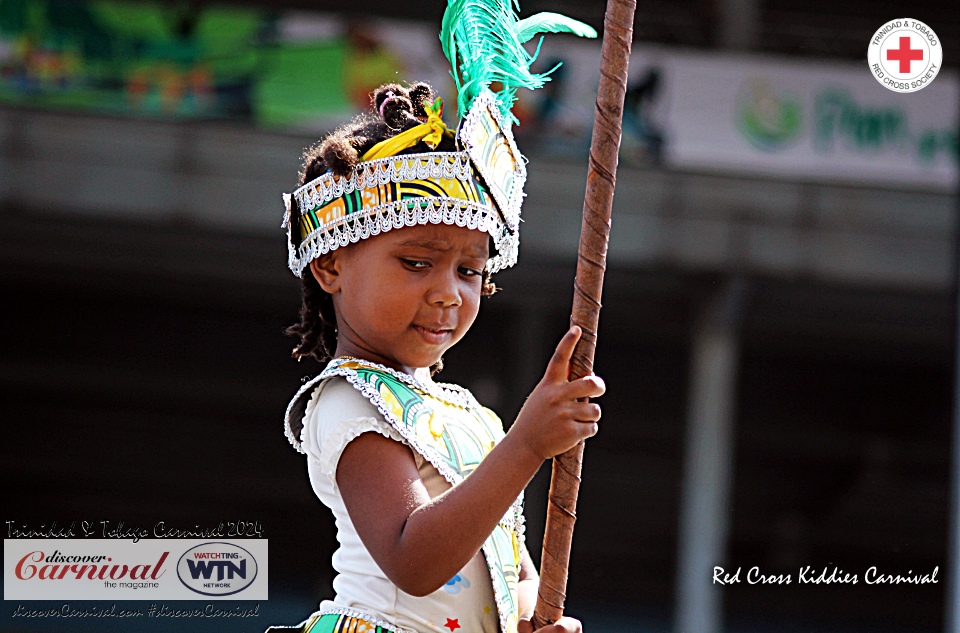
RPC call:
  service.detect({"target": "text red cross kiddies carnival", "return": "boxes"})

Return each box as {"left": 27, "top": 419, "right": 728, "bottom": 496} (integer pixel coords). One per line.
{"left": 887, "top": 36, "right": 924, "bottom": 73}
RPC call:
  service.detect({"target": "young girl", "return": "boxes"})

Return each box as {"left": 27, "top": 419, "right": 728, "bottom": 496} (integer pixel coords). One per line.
{"left": 276, "top": 7, "right": 600, "bottom": 632}
{"left": 276, "top": 79, "right": 605, "bottom": 633}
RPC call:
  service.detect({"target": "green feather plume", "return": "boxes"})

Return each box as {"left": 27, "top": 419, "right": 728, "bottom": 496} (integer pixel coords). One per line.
{"left": 440, "top": 0, "right": 597, "bottom": 124}
{"left": 515, "top": 13, "right": 598, "bottom": 42}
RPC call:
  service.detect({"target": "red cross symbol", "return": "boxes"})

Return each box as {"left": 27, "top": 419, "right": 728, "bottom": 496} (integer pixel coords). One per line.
{"left": 886, "top": 36, "right": 923, "bottom": 73}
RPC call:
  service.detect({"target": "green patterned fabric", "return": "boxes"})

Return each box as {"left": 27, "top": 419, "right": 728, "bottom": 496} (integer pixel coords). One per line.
{"left": 304, "top": 612, "right": 393, "bottom": 633}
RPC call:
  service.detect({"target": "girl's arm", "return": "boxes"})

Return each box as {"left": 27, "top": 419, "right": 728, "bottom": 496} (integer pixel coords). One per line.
{"left": 336, "top": 327, "right": 604, "bottom": 597}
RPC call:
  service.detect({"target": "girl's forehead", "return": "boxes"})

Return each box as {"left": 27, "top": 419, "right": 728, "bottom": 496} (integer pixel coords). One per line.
{"left": 381, "top": 224, "right": 490, "bottom": 254}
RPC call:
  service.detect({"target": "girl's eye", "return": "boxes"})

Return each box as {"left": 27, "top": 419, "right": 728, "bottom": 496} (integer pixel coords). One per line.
{"left": 401, "top": 258, "right": 429, "bottom": 269}
{"left": 459, "top": 266, "right": 483, "bottom": 278}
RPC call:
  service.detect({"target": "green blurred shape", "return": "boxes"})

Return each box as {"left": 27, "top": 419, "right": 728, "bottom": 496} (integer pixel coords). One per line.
{"left": 90, "top": 0, "right": 170, "bottom": 40}
{"left": 255, "top": 40, "right": 349, "bottom": 127}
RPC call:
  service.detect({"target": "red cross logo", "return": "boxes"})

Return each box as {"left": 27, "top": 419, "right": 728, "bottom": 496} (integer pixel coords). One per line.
{"left": 886, "top": 36, "right": 923, "bottom": 73}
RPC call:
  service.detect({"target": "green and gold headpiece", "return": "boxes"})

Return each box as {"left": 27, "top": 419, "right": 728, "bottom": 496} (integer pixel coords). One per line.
{"left": 282, "top": 0, "right": 596, "bottom": 278}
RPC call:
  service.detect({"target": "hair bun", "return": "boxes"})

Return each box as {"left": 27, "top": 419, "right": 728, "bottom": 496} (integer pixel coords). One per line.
{"left": 297, "top": 80, "right": 441, "bottom": 184}
{"left": 407, "top": 83, "right": 434, "bottom": 119}
{"left": 373, "top": 83, "right": 418, "bottom": 130}
{"left": 300, "top": 145, "right": 327, "bottom": 184}
{"left": 319, "top": 132, "right": 360, "bottom": 178}
{"left": 381, "top": 96, "right": 417, "bottom": 130}
{"left": 372, "top": 83, "right": 407, "bottom": 113}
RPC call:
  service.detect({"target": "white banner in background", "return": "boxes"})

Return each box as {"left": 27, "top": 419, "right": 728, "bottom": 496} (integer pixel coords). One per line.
{"left": 658, "top": 51, "right": 956, "bottom": 189}
{"left": 520, "top": 40, "right": 958, "bottom": 190}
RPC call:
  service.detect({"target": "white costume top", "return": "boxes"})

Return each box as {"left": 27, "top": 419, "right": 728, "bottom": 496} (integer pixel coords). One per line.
{"left": 299, "top": 376, "right": 501, "bottom": 633}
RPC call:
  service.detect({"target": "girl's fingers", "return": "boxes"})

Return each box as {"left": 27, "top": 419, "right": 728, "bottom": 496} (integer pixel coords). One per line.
{"left": 543, "top": 326, "right": 582, "bottom": 383}
{"left": 565, "top": 374, "right": 606, "bottom": 399}
{"left": 535, "top": 617, "right": 583, "bottom": 633}
{"left": 556, "top": 616, "right": 584, "bottom": 633}
{"left": 571, "top": 402, "right": 602, "bottom": 422}
{"left": 579, "top": 422, "right": 599, "bottom": 440}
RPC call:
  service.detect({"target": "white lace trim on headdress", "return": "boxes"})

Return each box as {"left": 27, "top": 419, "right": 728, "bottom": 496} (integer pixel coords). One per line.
{"left": 284, "top": 149, "right": 521, "bottom": 277}
{"left": 286, "top": 196, "right": 517, "bottom": 278}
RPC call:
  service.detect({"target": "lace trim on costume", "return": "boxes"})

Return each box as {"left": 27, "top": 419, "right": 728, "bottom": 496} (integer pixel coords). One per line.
{"left": 313, "top": 605, "right": 417, "bottom": 633}
{"left": 332, "top": 357, "right": 483, "bottom": 410}
{"left": 284, "top": 374, "right": 326, "bottom": 454}
{"left": 293, "top": 152, "right": 473, "bottom": 210}
{"left": 334, "top": 367, "right": 465, "bottom": 482}
{"left": 282, "top": 357, "right": 485, "bottom": 454}
{"left": 287, "top": 197, "right": 516, "bottom": 278}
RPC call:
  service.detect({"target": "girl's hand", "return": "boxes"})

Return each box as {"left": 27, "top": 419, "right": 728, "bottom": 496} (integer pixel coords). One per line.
{"left": 508, "top": 326, "right": 605, "bottom": 462}
{"left": 517, "top": 616, "right": 584, "bottom": 633}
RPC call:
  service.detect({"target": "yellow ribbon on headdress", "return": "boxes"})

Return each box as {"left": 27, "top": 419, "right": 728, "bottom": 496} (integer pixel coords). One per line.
{"left": 362, "top": 97, "right": 454, "bottom": 161}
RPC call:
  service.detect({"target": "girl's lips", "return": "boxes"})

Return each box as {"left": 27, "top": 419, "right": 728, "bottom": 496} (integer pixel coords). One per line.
{"left": 413, "top": 325, "right": 453, "bottom": 345}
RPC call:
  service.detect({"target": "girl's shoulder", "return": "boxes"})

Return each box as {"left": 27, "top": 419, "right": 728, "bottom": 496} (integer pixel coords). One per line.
{"left": 286, "top": 373, "right": 417, "bottom": 484}
{"left": 284, "top": 372, "right": 381, "bottom": 455}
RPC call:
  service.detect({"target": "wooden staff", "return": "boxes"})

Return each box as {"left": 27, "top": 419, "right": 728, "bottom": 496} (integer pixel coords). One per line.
{"left": 530, "top": 0, "right": 636, "bottom": 627}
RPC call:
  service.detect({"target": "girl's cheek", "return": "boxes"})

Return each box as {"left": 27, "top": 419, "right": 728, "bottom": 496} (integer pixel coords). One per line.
{"left": 463, "top": 292, "right": 482, "bottom": 314}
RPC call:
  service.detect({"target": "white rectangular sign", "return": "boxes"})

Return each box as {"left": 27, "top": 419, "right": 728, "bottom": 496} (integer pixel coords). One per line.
{"left": 654, "top": 51, "right": 957, "bottom": 190}
{"left": 4, "top": 539, "right": 268, "bottom": 600}
{"left": 516, "top": 39, "right": 958, "bottom": 191}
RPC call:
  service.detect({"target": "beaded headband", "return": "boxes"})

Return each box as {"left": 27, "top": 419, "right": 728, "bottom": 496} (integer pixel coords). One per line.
{"left": 281, "top": 0, "right": 596, "bottom": 277}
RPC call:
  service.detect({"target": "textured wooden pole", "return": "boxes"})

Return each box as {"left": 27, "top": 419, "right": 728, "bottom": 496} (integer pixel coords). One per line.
{"left": 530, "top": 0, "right": 636, "bottom": 628}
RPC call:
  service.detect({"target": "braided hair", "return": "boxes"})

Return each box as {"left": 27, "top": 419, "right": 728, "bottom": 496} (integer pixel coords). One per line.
{"left": 285, "top": 82, "right": 498, "bottom": 369}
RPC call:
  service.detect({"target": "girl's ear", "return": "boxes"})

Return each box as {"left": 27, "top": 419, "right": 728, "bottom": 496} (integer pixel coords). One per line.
{"left": 310, "top": 253, "right": 341, "bottom": 294}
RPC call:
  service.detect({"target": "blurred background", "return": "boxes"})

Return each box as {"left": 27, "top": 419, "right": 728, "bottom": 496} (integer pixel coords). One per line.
{"left": 2, "top": 0, "right": 958, "bottom": 632}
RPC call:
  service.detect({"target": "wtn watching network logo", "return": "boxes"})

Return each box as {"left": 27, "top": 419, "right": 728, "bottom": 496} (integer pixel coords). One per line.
{"left": 176, "top": 542, "right": 259, "bottom": 596}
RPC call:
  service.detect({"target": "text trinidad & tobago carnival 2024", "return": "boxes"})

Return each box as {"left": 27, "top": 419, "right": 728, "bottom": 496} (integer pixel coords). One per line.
{"left": 7, "top": 520, "right": 265, "bottom": 542}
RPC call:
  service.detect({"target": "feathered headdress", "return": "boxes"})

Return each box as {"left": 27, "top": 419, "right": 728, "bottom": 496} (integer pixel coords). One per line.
{"left": 282, "top": 0, "right": 596, "bottom": 278}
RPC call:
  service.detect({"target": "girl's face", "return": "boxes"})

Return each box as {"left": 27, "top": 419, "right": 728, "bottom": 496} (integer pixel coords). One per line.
{"left": 311, "top": 223, "right": 490, "bottom": 375}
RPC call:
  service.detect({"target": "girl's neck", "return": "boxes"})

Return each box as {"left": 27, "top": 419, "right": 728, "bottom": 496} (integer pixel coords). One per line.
{"left": 333, "top": 347, "right": 432, "bottom": 383}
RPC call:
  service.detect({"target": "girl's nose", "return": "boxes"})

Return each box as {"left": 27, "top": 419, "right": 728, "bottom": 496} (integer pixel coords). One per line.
{"left": 427, "top": 269, "right": 462, "bottom": 307}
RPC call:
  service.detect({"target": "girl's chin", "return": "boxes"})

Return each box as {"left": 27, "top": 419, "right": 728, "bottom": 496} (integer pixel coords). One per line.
{"left": 405, "top": 353, "right": 445, "bottom": 372}
{"left": 338, "top": 338, "right": 447, "bottom": 373}
{"left": 403, "top": 350, "right": 449, "bottom": 373}
{"left": 372, "top": 348, "right": 445, "bottom": 374}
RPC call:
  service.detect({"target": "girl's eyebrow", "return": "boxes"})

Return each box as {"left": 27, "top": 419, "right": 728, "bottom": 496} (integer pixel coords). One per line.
{"left": 397, "top": 238, "right": 452, "bottom": 251}
{"left": 396, "top": 238, "right": 488, "bottom": 258}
